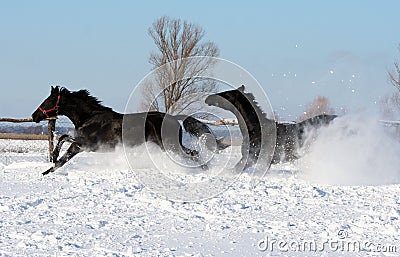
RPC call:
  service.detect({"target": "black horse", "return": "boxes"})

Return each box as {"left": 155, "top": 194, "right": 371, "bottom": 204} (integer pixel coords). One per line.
{"left": 205, "top": 85, "right": 337, "bottom": 170}
{"left": 32, "top": 86, "right": 227, "bottom": 175}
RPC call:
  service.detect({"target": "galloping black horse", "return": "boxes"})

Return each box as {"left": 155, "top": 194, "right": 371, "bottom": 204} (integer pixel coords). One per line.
{"left": 205, "top": 85, "right": 337, "bottom": 170}
{"left": 32, "top": 86, "right": 227, "bottom": 175}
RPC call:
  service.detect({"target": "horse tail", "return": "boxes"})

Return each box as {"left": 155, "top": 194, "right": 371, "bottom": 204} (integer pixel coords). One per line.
{"left": 296, "top": 114, "right": 338, "bottom": 145}
{"left": 175, "top": 115, "right": 230, "bottom": 151}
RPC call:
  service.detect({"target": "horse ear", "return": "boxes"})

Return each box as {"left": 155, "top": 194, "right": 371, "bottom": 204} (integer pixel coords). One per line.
{"left": 238, "top": 85, "right": 245, "bottom": 92}
{"left": 51, "top": 86, "right": 60, "bottom": 95}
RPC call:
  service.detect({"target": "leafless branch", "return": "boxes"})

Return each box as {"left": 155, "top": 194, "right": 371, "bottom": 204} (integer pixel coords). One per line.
{"left": 388, "top": 45, "right": 400, "bottom": 90}
{"left": 141, "top": 16, "right": 219, "bottom": 114}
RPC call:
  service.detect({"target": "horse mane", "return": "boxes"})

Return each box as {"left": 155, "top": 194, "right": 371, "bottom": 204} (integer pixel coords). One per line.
{"left": 239, "top": 90, "right": 271, "bottom": 122}
{"left": 60, "top": 87, "right": 112, "bottom": 111}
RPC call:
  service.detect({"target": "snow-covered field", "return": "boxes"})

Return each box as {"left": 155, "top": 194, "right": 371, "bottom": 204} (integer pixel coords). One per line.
{"left": 0, "top": 115, "right": 399, "bottom": 256}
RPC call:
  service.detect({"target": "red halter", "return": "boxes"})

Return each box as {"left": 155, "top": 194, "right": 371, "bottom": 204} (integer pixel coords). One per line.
{"left": 38, "top": 95, "right": 60, "bottom": 118}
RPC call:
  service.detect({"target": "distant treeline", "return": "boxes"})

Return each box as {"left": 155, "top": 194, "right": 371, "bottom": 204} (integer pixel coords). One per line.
{"left": 0, "top": 124, "right": 73, "bottom": 135}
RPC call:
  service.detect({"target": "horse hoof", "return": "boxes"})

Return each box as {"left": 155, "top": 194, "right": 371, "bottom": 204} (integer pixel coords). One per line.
{"left": 186, "top": 150, "right": 199, "bottom": 157}
{"left": 42, "top": 167, "right": 54, "bottom": 176}
{"left": 200, "top": 164, "right": 209, "bottom": 170}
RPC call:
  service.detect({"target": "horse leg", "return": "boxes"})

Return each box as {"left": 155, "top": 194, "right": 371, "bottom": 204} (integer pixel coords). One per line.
{"left": 177, "top": 126, "right": 199, "bottom": 156}
{"left": 181, "top": 145, "right": 199, "bottom": 157}
{"left": 53, "top": 135, "right": 75, "bottom": 163}
{"left": 233, "top": 140, "right": 259, "bottom": 172}
{"left": 179, "top": 144, "right": 208, "bottom": 169}
{"left": 177, "top": 127, "right": 209, "bottom": 169}
{"left": 234, "top": 154, "right": 257, "bottom": 172}
{"left": 43, "top": 142, "right": 82, "bottom": 175}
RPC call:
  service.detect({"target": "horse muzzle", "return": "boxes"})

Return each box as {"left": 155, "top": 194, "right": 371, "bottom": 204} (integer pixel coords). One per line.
{"left": 205, "top": 95, "right": 218, "bottom": 106}
{"left": 31, "top": 109, "right": 44, "bottom": 123}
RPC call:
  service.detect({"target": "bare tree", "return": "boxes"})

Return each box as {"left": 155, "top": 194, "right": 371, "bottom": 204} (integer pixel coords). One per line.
{"left": 380, "top": 91, "right": 400, "bottom": 119}
{"left": 141, "top": 16, "right": 219, "bottom": 114}
{"left": 380, "top": 45, "right": 400, "bottom": 119}
{"left": 388, "top": 44, "right": 400, "bottom": 90}
{"left": 299, "top": 96, "right": 335, "bottom": 121}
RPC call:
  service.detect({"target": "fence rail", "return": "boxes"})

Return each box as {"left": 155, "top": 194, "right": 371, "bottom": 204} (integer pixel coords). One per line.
{"left": 196, "top": 118, "right": 238, "bottom": 126}
{"left": 0, "top": 117, "right": 57, "bottom": 162}
{"left": 379, "top": 120, "right": 400, "bottom": 127}
{"left": 0, "top": 117, "right": 34, "bottom": 122}
{"left": 0, "top": 133, "right": 48, "bottom": 140}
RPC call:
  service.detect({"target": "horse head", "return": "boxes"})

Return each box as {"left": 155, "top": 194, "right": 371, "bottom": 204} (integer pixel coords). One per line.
{"left": 32, "top": 86, "right": 62, "bottom": 122}
{"left": 205, "top": 85, "right": 246, "bottom": 112}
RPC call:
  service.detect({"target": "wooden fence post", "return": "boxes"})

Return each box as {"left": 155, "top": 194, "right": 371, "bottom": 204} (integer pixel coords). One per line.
{"left": 48, "top": 119, "right": 56, "bottom": 162}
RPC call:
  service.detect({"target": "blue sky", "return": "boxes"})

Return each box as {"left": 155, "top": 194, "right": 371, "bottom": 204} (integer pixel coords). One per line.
{"left": 1, "top": 1, "right": 399, "bottom": 120}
